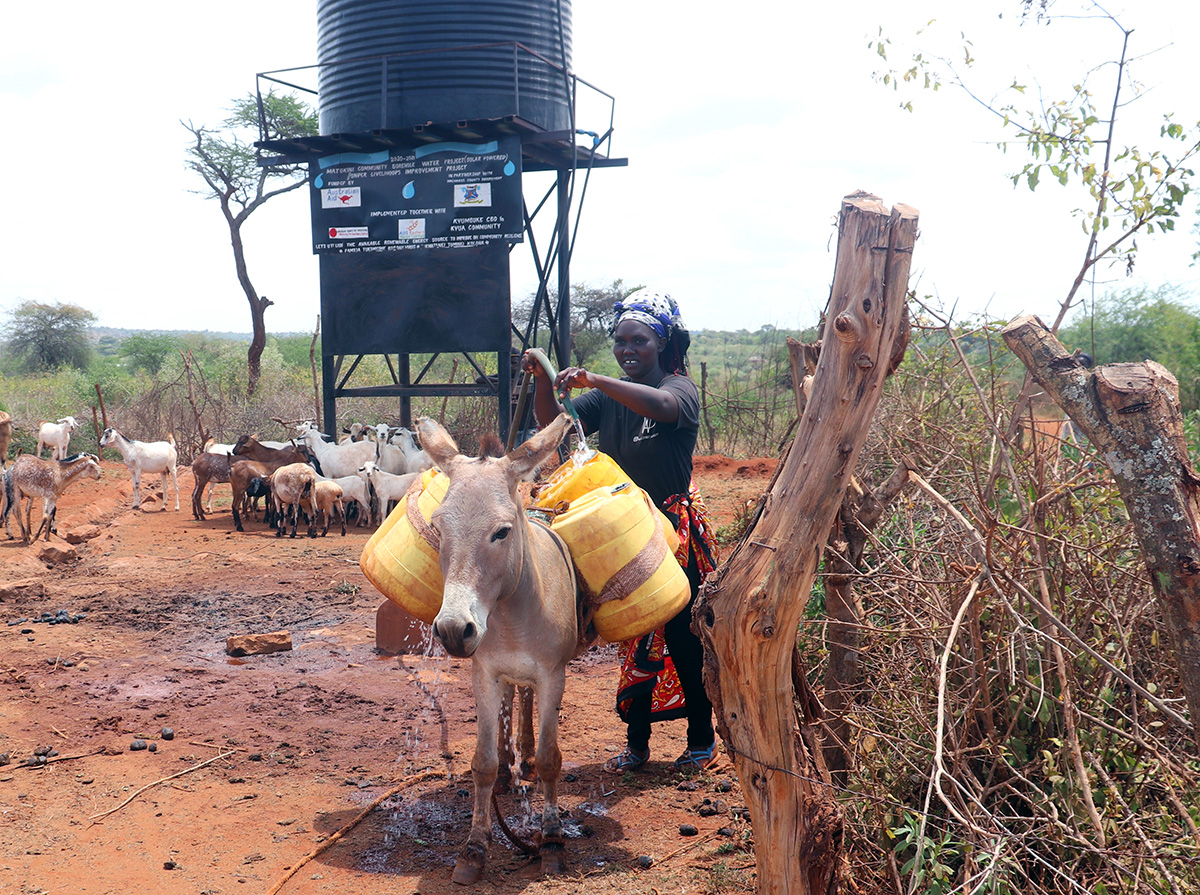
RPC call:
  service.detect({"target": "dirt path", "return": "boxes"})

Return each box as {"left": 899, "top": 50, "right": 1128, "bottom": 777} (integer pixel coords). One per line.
{"left": 0, "top": 455, "right": 773, "bottom": 895}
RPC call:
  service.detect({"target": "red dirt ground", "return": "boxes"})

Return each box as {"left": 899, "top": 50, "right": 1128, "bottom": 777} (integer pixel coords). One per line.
{"left": 0, "top": 453, "right": 775, "bottom": 895}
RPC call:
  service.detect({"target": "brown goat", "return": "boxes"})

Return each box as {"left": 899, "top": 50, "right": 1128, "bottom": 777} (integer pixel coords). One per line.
{"left": 269, "top": 463, "right": 319, "bottom": 538}
{"left": 10, "top": 453, "right": 102, "bottom": 543}
{"left": 0, "top": 410, "right": 12, "bottom": 468}
{"left": 190, "top": 452, "right": 234, "bottom": 521}
{"left": 226, "top": 438, "right": 318, "bottom": 532}
{"left": 302, "top": 479, "right": 346, "bottom": 537}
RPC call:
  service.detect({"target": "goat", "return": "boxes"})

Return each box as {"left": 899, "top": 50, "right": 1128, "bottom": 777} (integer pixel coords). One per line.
{"left": 339, "top": 422, "right": 366, "bottom": 444}
{"left": 1, "top": 467, "right": 13, "bottom": 537}
{"left": 316, "top": 471, "right": 374, "bottom": 527}
{"left": 190, "top": 451, "right": 234, "bottom": 521}
{"left": 391, "top": 427, "right": 434, "bottom": 473}
{"left": 0, "top": 410, "right": 12, "bottom": 468}
{"left": 10, "top": 453, "right": 102, "bottom": 543}
{"left": 269, "top": 462, "right": 319, "bottom": 538}
{"left": 242, "top": 474, "right": 274, "bottom": 523}
{"left": 191, "top": 437, "right": 239, "bottom": 513}
{"left": 293, "top": 422, "right": 376, "bottom": 479}
{"left": 226, "top": 436, "right": 320, "bottom": 531}
{"left": 100, "top": 427, "right": 180, "bottom": 511}
{"left": 37, "top": 416, "right": 79, "bottom": 460}
{"left": 358, "top": 461, "right": 419, "bottom": 524}
{"left": 227, "top": 459, "right": 277, "bottom": 531}
{"left": 302, "top": 479, "right": 346, "bottom": 537}
{"left": 365, "top": 423, "right": 409, "bottom": 475}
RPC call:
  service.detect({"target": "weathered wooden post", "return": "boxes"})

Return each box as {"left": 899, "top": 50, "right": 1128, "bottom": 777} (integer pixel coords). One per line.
{"left": 696, "top": 192, "right": 917, "bottom": 894}
{"left": 1003, "top": 315, "right": 1200, "bottom": 743}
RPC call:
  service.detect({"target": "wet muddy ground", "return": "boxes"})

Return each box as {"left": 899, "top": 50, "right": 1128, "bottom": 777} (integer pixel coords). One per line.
{"left": 0, "top": 454, "right": 774, "bottom": 895}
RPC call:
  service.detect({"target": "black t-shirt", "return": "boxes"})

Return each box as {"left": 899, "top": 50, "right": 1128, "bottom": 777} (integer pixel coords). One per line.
{"left": 570, "top": 374, "right": 699, "bottom": 511}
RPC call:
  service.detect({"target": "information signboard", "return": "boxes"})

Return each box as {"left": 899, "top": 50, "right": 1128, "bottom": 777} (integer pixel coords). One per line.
{"left": 309, "top": 136, "right": 523, "bottom": 254}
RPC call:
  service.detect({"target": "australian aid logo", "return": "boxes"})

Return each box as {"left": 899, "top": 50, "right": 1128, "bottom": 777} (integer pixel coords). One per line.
{"left": 321, "top": 187, "right": 361, "bottom": 208}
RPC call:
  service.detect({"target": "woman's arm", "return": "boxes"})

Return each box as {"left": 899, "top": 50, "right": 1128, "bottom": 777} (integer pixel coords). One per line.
{"left": 555, "top": 368, "right": 680, "bottom": 424}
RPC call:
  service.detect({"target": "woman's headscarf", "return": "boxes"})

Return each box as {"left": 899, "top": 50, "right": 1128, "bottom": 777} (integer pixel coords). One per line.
{"left": 613, "top": 288, "right": 691, "bottom": 375}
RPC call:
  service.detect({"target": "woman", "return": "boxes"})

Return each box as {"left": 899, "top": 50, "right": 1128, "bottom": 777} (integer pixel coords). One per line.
{"left": 524, "top": 289, "right": 720, "bottom": 773}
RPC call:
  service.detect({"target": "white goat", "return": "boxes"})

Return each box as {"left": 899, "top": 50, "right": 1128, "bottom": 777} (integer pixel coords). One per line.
{"left": 293, "top": 422, "right": 377, "bottom": 480}
{"left": 367, "top": 423, "right": 409, "bottom": 475}
{"left": 100, "top": 427, "right": 180, "bottom": 511}
{"left": 358, "top": 461, "right": 419, "bottom": 524}
{"left": 390, "top": 426, "right": 433, "bottom": 473}
{"left": 37, "top": 416, "right": 79, "bottom": 460}
{"left": 9, "top": 453, "right": 102, "bottom": 542}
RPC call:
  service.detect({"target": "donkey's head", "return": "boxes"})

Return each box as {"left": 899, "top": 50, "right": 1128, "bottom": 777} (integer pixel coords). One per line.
{"left": 420, "top": 415, "right": 571, "bottom": 659}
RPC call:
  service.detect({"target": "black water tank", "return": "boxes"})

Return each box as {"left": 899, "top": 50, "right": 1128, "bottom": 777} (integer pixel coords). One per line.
{"left": 317, "top": 0, "right": 573, "bottom": 135}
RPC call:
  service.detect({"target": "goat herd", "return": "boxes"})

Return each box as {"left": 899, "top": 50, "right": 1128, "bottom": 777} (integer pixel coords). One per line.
{"left": 0, "top": 412, "right": 432, "bottom": 544}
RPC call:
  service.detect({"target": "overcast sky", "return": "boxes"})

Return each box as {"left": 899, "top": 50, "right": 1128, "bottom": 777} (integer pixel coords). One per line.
{"left": 3, "top": 1, "right": 1198, "bottom": 336}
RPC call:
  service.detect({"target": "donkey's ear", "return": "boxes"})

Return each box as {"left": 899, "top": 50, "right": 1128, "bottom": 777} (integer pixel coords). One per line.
{"left": 415, "top": 416, "right": 460, "bottom": 467}
{"left": 505, "top": 413, "right": 571, "bottom": 481}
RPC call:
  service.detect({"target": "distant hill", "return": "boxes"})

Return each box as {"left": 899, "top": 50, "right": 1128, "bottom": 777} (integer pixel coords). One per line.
{"left": 90, "top": 327, "right": 312, "bottom": 343}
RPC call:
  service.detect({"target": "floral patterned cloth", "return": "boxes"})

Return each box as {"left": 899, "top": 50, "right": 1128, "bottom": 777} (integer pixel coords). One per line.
{"left": 615, "top": 480, "right": 719, "bottom": 723}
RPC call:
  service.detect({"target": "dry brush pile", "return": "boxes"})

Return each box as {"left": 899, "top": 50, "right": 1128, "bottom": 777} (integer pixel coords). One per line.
{"left": 814, "top": 323, "right": 1200, "bottom": 895}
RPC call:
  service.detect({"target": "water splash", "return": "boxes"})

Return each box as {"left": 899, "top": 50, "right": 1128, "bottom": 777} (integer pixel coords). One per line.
{"left": 570, "top": 419, "right": 594, "bottom": 464}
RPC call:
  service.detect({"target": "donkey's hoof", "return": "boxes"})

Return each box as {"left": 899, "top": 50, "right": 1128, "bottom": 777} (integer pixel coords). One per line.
{"left": 451, "top": 856, "right": 484, "bottom": 886}
{"left": 540, "top": 839, "right": 566, "bottom": 875}
{"left": 452, "top": 842, "right": 487, "bottom": 886}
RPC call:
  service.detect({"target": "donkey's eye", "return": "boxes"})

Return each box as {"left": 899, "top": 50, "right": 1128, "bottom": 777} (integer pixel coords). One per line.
{"left": 491, "top": 526, "right": 511, "bottom": 542}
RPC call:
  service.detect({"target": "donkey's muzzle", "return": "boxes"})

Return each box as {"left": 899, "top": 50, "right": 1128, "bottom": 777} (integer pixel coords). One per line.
{"left": 432, "top": 617, "right": 480, "bottom": 658}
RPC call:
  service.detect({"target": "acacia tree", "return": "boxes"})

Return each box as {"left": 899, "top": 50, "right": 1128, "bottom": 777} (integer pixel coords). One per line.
{"left": 872, "top": 3, "right": 1200, "bottom": 336}
{"left": 3, "top": 300, "right": 97, "bottom": 372}
{"left": 512, "top": 278, "right": 641, "bottom": 368}
{"left": 183, "top": 91, "right": 317, "bottom": 396}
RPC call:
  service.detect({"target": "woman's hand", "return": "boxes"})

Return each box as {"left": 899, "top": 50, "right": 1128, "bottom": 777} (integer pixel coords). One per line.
{"left": 521, "top": 350, "right": 558, "bottom": 385}
{"left": 554, "top": 366, "right": 592, "bottom": 396}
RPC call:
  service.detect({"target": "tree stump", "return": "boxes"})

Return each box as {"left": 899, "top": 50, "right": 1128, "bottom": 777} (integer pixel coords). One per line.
{"left": 696, "top": 192, "right": 917, "bottom": 894}
{"left": 1002, "top": 315, "right": 1200, "bottom": 742}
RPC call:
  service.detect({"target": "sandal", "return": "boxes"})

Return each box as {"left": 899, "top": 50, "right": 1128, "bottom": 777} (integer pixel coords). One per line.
{"left": 603, "top": 746, "right": 649, "bottom": 774}
{"left": 673, "top": 741, "right": 717, "bottom": 773}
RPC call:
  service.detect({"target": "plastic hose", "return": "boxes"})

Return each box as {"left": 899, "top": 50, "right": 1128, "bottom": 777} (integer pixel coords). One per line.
{"left": 524, "top": 347, "right": 579, "bottom": 422}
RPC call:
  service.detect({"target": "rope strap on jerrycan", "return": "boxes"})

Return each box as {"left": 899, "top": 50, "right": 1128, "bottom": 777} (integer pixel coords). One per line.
{"left": 404, "top": 475, "right": 440, "bottom": 552}
{"left": 587, "top": 486, "right": 675, "bottom": 607}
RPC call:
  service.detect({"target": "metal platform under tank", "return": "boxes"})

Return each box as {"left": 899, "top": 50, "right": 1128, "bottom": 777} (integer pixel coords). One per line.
{"left": 256, "top": 108, "right": 626, "bottom": 441}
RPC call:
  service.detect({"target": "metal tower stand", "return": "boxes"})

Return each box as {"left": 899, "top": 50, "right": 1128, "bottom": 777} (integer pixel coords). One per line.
{"left": 257, "top": 84, "right": 625, "bottom": 440}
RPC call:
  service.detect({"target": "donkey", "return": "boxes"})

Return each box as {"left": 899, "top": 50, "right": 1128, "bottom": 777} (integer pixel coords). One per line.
{"left": 418, "top": 413, "right": 581, "bottom": 886}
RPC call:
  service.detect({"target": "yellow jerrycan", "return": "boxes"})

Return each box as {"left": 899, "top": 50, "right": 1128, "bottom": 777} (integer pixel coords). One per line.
{"left": 360, "top": 467, "right": 449, "bottom": 624}
{"left": 535, "top": 449, "right": 679, "bottom": 554}
{"left": 551, "top": 481, "right": 691, "bottom": 643}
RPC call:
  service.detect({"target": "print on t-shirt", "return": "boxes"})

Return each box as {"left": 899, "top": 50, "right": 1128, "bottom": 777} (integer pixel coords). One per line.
{"left": 634, "top": 417, "right": 657, "bottom": 443}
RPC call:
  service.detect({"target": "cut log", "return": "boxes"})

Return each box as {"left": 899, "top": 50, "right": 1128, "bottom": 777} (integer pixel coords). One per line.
{"left": 1002, "top": 315, "right": 1200, "bottom": 742}
{"left": 696, "top": 192, "right": 917, "bottom": 895}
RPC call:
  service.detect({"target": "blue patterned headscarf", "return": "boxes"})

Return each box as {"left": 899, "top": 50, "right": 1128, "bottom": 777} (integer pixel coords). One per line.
{"left": 612, "top": 288, "right": 691, "bottom": 375}
{"left": 613, "top": 289, "right": 683, "bottom": 339}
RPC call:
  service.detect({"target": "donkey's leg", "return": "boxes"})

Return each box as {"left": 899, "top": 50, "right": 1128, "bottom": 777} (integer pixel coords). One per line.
{"left": 534, "top": 670, "right": 567, "bottom": 875}
{"left": 495, "top": 682, "right": 515, "bottom": 794}
{"left": 453, "top": 670, "right": 503, "bottom": 886}
{"left": 516, "top": 685, "right": 537, "bottom": 782}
